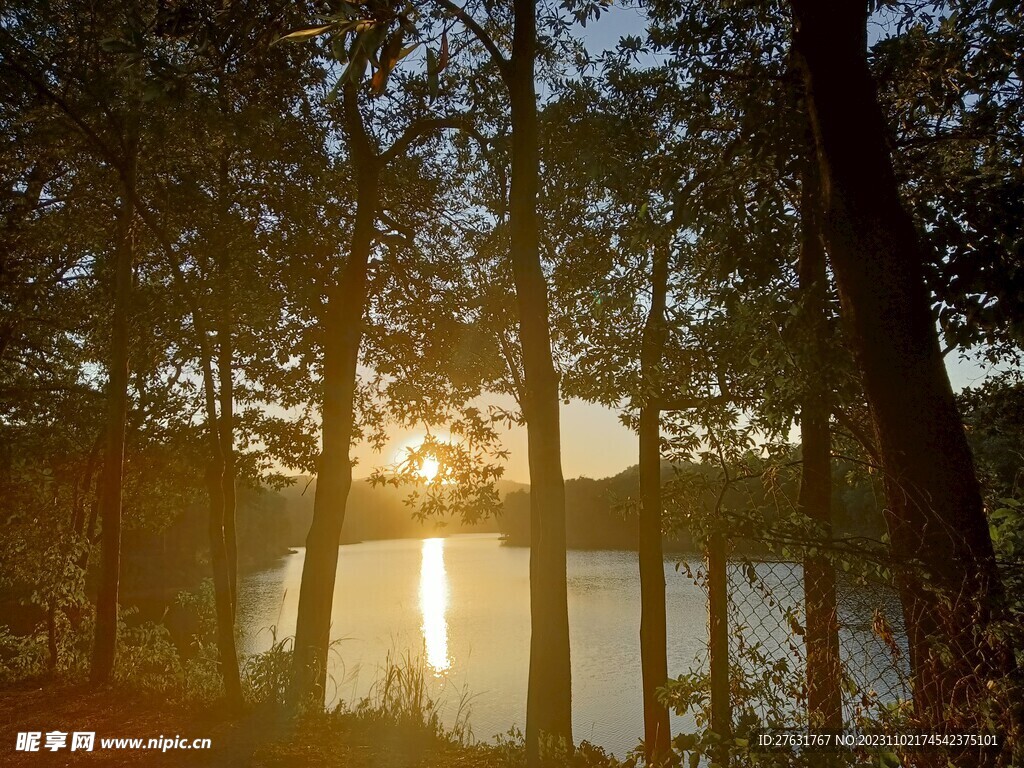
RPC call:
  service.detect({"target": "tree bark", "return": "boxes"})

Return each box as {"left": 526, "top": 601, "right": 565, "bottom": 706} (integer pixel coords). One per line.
{"left": 218, "top": 337, "right": 237, "bottom": 617}
{"left": 508, "top": 0, "right": 573, "bottom": 761}
{"left": 707, "top": 531, "right": 730, "bottom": 750}
{"left": 289, "top": 83, "right": 379, "bottom": 707}
{"left": 47, "top": 601, "right": 58, "bottom": 673}
{"left": 797, "top": 157, "right": 842, "bottom": 733}
{"left": 638, "top": 244, "right": 671, "bottom": 762}
{"left": 90, "top": 147, "right": 136, "bottom": 687}
{"left": 204, "top": 435, "right": 244, "bottom": 710}
{"left": 216, "top": 157, "right": 238, "bottom": 617}
{"left": 175, "top": 240, "right": 245, "bottom": 710}
{"left": 791, "top": 0, "right": 1010, "bottom": 738}
{"left": 156, "top": 170, "right": 244, "bottom": 709}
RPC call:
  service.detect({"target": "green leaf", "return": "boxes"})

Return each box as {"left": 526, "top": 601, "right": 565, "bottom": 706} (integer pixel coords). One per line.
{"left": 99, "top": 38, "right": 135, "bottom": 54}
{"left": 426, "top": 47, "right": 439, "bottom": 99}
{"left": 275, "top": 25, "right": 333, "bottom": 45}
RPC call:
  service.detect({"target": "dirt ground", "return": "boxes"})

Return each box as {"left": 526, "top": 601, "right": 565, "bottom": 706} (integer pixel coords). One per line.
{"left": 0, "top": 683, "right": 501, "bottom": 767}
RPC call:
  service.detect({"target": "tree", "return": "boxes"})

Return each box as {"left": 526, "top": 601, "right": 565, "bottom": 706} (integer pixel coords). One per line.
{"left": 433, "top": 1, "right": 574, "bottom": 757}
{"left": 795, "top": 146, "right": 842, "bottom": 733}
{"left": 0, "top": 0, "right": 153, "bottom": 685}
{"left": 284, "top": 7, "right": 468, "bottom": 704}
{"left": 869, "top": 1, "right": 1024, "bottom": 363}
{"left": 790, "top": 0, "right": 1013, "bottom": 742}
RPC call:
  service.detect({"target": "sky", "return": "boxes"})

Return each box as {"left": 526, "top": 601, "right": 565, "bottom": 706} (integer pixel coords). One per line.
{"left": 344, "top": 7, "right": 650, "bottom": 485}
{"left": 350, "top": 395, "right": 635, "bottom": 485}
{"left": 349, "top": 352, "right": 1003, "bottom": 486}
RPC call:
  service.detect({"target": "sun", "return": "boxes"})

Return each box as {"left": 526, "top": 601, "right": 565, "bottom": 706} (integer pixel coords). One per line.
{"left": 420, "top": 457, "right": 440, "bottom": 483}
{"left": 394, "top": 434, "right": 449, "bottom": 484}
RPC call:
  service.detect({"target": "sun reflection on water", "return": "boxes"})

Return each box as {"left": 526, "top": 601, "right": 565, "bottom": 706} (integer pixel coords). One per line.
{"left": 419, "top": 537, "right": 451, "bottom": 675}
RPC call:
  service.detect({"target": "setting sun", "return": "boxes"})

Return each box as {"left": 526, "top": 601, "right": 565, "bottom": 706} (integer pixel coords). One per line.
{"left": 420, "top": 458, "right": 440, "bottom": 483}
{"left": 394, "top": 434, "right": 450, "bottom": 485}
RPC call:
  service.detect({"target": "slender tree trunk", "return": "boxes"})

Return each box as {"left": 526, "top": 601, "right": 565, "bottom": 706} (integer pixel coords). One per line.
{"left": 707, "top": 530, "right": 730, "bottom": 752}
{"left": 72, "top": 434, "right": 102, "bottom": 539}
{"left": 160, "top": 187, "right": 243, "bottom": 709}
{"left": 47, "top": 601, "right": 58, "bottom": 673}
{"left": 219, "top": 337, "right": 237, "bottom": 616}
{"left": 290, "top": 84, "right": 379, "bottom": 707}
{"left": 187, "top": 256, "right": 244, "bottom": 709}
{"left": 791, "top": 0, "right": 1010, "bottom": 738}
{"left": 63, "top": 434, "right": 102, "bottom": 634}
{"left": 216, "top": 163, "right": 237, "bottom": 615}
{"left": 204, "top": 435, "right": 244, "bottom": 710}
{"left": 79, "top": 485, "right": 101, "bottom": 575}
{"left": 639, "top": 244, "right": 670, "bottom": 762}
{"left": 91, "top": 147, "right": 136, "bottom": 687}
{"left": 508, "top": 0, "right": 573, "bottom": 761}
{"left": 797, "top": 159, "right": 842, "bottom": 732}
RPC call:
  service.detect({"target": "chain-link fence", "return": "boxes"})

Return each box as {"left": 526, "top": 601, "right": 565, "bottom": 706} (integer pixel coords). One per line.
{"left": 673, "top": 531, "right": 913, "bottom": 743}
{"left": 723, "top": 555, "right": 910, "bottom": 725}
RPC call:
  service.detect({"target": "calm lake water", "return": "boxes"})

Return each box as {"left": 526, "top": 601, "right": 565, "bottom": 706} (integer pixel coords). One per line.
{"left": 235, "top": 533, "right": 906, "bottom": 758}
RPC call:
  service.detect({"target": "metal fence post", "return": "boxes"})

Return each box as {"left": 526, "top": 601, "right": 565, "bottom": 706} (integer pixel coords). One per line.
{"left": 708, "top": 530, "right": 730, "bottom": 762}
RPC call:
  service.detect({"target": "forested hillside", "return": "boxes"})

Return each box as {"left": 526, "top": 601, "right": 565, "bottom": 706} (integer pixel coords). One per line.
{"left": 498, "top": 459, "right": 888, "bottom": 549}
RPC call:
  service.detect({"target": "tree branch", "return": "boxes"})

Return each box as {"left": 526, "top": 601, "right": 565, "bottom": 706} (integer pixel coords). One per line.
{"left": 0, "top": 44, "right": 124, "bottom": 175}
{"left": 831, "top": 404, "right": 881, "bottom": 464}
{"left": 432, "top": 0, "right": 510, "bottom": 81}
{"left": 380, "top": 116, "right": 466, "bottom": 164}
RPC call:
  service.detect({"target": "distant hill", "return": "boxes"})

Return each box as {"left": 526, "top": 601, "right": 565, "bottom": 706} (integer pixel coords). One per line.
{"left": 498, "top": 463, "right": 696, "bottom": 551}
{"left": 278, "top": 476, "right": 528, "bottom": 545}
{"left": 271, "top": 456, "right": 885, "bottom": 552}
{"left": 111, "top": 456, "right": 885, "bottom": 624}
{"left": 497, "top": 458, "right": 886, "bottom": 551}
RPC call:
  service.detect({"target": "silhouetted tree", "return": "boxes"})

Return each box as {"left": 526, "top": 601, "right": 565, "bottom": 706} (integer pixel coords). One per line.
{"left": 790, "top": 0, "right": 1013, "bottom": 740}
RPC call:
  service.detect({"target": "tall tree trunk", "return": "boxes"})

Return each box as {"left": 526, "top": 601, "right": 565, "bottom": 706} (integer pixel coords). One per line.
{"left": 169, "top": 232, "right": 245, "bottom": 708}
{"left": 47, "top": 601, "right": 58, "bottom": 673}
{"left": 639, "top": 244, "right": 670, "bottom": 762}
{"left": 216, "top": 162, "right": 238, "bottom": 616}
{"left": 797, "top": 158, "right": 842, "bottom": 732}
{"left": 290, "top": 83, "right": 379, "bottom": 707}
{"left": 791, "top": 0, "right": 1010, "bottom": 738}
{"left": 508, "top": 0, "right": 573, "bottom": 762}
{"left": 164, "top": 193, "right": 244, "bottom": 709}
{"left": 203, "top": 426, "right": 244, "bottom": 710}
{"left": 73, "top": 434, "right": 103, "bottom": 540}
{"left": 91, "top": 148, "right": 136, "bottom": 686}
{"left": 218, "top": 330, "right": 237, "bottom": 616}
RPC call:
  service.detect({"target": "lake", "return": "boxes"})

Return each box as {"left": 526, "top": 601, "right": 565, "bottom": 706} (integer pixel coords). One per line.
{"left": 235, "top": 533, "right": 906, "bottom": 758}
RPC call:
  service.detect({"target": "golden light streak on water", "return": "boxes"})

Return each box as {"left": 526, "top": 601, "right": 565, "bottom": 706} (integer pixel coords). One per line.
{"left": 419, "top": 537, "right": 451, "bottom": 675}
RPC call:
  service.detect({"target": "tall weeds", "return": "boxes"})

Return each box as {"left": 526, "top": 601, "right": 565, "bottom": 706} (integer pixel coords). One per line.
{"left": 356, "top": 649, "right": 474, "bottom": 743}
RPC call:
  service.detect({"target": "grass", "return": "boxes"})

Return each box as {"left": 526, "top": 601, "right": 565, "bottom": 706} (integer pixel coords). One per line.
{"left": 1, "top": 621, "right": 632, "bottom": 767}
{"left": 355, "top": 649, "right": 475, "bottom": 744}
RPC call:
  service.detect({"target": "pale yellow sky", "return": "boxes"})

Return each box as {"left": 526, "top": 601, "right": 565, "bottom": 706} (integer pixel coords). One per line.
{"left": 325, "top": 352, "right": 998, "bottom": 487}
{"left": 351, "top": 396, "right": 636, "bottom": 485}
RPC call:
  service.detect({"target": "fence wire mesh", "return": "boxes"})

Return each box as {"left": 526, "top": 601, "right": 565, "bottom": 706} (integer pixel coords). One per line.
{"left": 723, "top": 556, "right": 910, "bottom": 726}
{"left": 679, "top": 537, "right": 911, "bottom": 732}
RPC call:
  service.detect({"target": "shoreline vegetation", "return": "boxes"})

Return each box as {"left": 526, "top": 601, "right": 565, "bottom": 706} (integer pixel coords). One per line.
{"left": 0, "top": 654, "right": 629, "bottom": 768}
{"left": 1, "top": 457, "right": 886, "bottom": 652}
